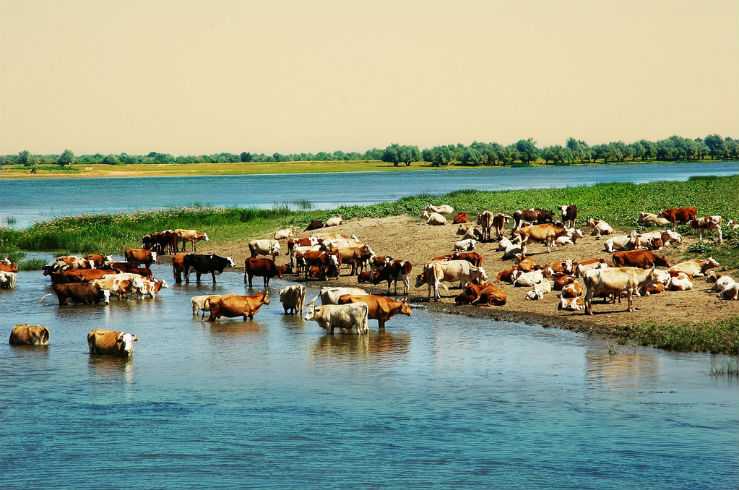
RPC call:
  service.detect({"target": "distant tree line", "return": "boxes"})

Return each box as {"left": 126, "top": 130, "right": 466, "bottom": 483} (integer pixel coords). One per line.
{"left": 1, "top": 135, "right": 737, "bottom": 168}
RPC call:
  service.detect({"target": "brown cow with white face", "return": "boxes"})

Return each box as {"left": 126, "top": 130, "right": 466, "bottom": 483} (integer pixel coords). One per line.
{"left": 337, "top": 294, "right": 412, "bottom": 329}
{"left": 88, "top": 329, "right": 138, "bottom": 356}
{"left": 124, "top": 248, "right": 157, "bottom": 266}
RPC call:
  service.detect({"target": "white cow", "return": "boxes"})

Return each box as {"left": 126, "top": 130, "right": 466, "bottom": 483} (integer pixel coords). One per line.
{"left": 274, "top": 228, "right": 293, "bottom": 240}
{"left": 453, "top": 239, "right": 477, "bottom": 251}
{"left": 588, "top": 219, "right": 614, "bottom": 237}
{"left": 555, "top": 228, "right": 583, "bottom": 247}
{"left": 604, "top": 232, "right": 639, "bottom": 253}
{"left": 526, "top": 279, "right": 552, "bottom": 300}
{"left": 0, "top": 271, "right": 16, "bottom": 289}
{"left": 668, "top": 272, "right": 693, "bottom": 291}
{"left": 325, "top": 216, "right": 343, "bottom": 227}
{"left": 425, "top": 204, "right": 455, "bottom": 215}
{"left": 248, "top": 239, "right": 280, "bottom": 257}
{"left": 558, "top": 296, "right": 584, "bottom": 311}
{"left": 712, "top": 275, "right": 735, "bottom": 293}
{"left": 638, "top": 212, "right": 671, "bottom": 227}
{"left": 415, "top": 261, "right": 488, "bottom": 301}
{"left": 583, "top": 267, "right": 656, "bottom": 314}
{"left": 513, "top": 269, "right": 544, "bottom": 287}
{"left": 280, "top": 285, "right": 306, "bottom": 315}
{"left": 304, "top": 303, "right": 369, "bottom": 335}
{"left": 317, "top": 287, "right": 369, "bottom": 305}
{"left": 669, "top": 258, "right": 720, "bottom": 277}
{"left": 719, "top": 284, "right": 739, "bottom": 300}
{"left": 423, "top": 211, "right": 447, "bottom": 226}
{"left": 191, "top": 295, "right": 222, "bottom": 318}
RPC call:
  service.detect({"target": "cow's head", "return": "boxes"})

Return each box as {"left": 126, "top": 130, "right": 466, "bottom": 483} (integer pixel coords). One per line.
{"left": 151, "top": 251, "right": 158, "bottom": 264}
{"left": 116, "top": 332, "right": 138, "bottom": 355}
{"left": 414, "top": 273, "right": 427, "bottom": 288}
{"left": 399, "top": 298, "right": 412, "bottom": 316}
{"left": 226, "top": 257, "right": 235, "bottom": 268}
{"left": 271, "top": 243, "right": 281, "bottom": 256}
{"left": 304, "top": 304, "right": 318, "bottom": 321}
{"left": 702, "top": 257, "right": 720, "bottom": 271}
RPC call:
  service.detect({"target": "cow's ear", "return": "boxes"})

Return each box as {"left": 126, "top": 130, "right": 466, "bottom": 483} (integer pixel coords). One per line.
{"left": 133, "top": 335, "right": 139, "bottom": 342}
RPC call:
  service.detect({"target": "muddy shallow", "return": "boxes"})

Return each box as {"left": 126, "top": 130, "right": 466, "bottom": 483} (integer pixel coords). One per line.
{"left": 1, "top": 264, "right": 737, "bottom": 488}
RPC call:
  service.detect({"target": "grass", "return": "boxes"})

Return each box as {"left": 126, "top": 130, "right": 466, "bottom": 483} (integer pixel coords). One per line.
{"left": 629, "top": 319, "right": 739, "bottom": 355}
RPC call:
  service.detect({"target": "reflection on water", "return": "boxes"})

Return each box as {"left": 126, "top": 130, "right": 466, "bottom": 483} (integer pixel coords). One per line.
{"left": 586, "top": 348, "right": 659, "bottom": 389}
{"left": 88, "top": 355, "right": 135, "bottom": 383}
{"left": 313, "top": 330, "right": 411, "bottom": 360}
{"left": 208, "top": 320, "right": 265, "bottom": 336}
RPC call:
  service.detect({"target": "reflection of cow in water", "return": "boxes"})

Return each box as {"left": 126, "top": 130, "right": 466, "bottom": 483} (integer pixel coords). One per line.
{"left": 312, "top": 330, "right": 411, "bottom": 358}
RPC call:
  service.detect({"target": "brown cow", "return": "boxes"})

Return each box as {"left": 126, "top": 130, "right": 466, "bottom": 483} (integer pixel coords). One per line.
{"left": 452, "top": 212, "right": 469, "bottom": 224}
{"left": 337, "top": 294, "right": 412, "bottom": 329}
{"left": 171, "top": 253, "right": 187, "bottom": 283}
{"left": 612, "top": 250, "right": 670, "bottom": 268}
{"left": 496, "top": 266, "right": 519, "bottom": 283}
{"left": 0, "top": 261, "right": 18, "bottom": 273}
{"left": 433, "top": 252, "right": 483, "bottom": 268}
{"left": 330, "top": 245, "right": 374, "bottom": 276}
{"left": 51, "top": 269, "right": 113, "bottom": 284}
{"left": 552, "top": 273, "right": 576, "bottom": 290}
{"left": 244, "top": 257, "right": 283, "bottom": 287}
{"left": 208, "top": 292, "right": 270, "bottom": 321}
{"left": 9, "top": 324, "right": 50, "bottom": 346}
{"left": 454, "top": 282, "right": 507, "bottom": 306}
{"left": 365, "top": 260, "right": 413, "bottom": 295}
{"left": 107, "top": 262, "right": 153, "bottom": 278}
{"left": 659, "top": 207, "right": 697, "bottom": 228}
{"left": 51, "top": 283, "right": 110, "bottom": 305}
{"left": 85, "top": 254, "right": 112, "bottom": 268}
{"left": 514, "top": 223, "right": 568, "bottom": 256}
{"left": 87, "top": 329, "right": 138, "bottom": 356}
{"left": 304, "top": 220, "right": 324, "bottom": 231}
{"left": 492, "top": 213, "right": 512, "bottom": 240}
{"left": 515, "top": 257, "right": 538, "bottom": 272}
{"left": 302, "top": 251, "right": 340, "bottom": 280}
{"left": 125, "top": 248, "right": 157, "bottom": 266}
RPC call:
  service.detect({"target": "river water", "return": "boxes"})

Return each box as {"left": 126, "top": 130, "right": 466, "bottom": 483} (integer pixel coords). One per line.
{"left": 1, "top": 265, "right": 737, "bottom": 488}
{"left": 2, "top": 161, "right": 739, "bottom": 228}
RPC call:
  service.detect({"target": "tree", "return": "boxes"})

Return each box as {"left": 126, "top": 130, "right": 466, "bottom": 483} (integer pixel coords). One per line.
{"left": 18, "top": 150, "right": 31, "bottom": 166}
{"left": 704, "top": 134, "right": 726, "bottom": 159}
{"left": 514, "top": 139, "right": 539, "bottom": 164}
{"left": 240, "top": 152, "right": 252, "bottom": 162}
{"left": 102, "top": 154, "right": 120, "bottom": 164}
{"left": 461, "top": 147, "right": 482, "bottom": 165}
{"left": 382, "top": 144, "right": 402, "bottom": 166}
{"left": 57, "top": 149, "right": 75, "bottom": 166}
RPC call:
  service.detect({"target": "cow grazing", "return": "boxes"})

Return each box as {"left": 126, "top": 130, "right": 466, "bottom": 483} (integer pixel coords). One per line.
{"left": 183, "top": 254, "right": 235, "bottom": 284}
{"left": 638, "top": 212, "right": 671, "bottom": 227}
{"left": 559, "top": 205, "right": 577, "bottom": 228}
{"left": 366, "top": 260, "right": 413, "bottom": 295}
{"left": 174, "top": 229, "right": 209, "bottom": 252}
{"left": 248, "top": 239, "right": 280, "bottom": 258}
{"left": 324, "top": 216, "right": 343, "bottom": 227}
{"left": 423, "top": 211, "right": 447, "bottom": 226}
{"left": 690, "top": 216, "right": 722, "bottom": 243}
{"left": 0, "top": 271, "right": 17, "bottom": 289}
{"left": 51, "top": 283, "right": 110, "bottom": 305}
{"left": 659, "top": 207, "right": 697, "bottom": 228}
{"left": 611, "top": 250, "right": 670, "bottom": 268}
{"left": 415, "top": 261, "right": 488, "bottom": 301}
{"left": 669, "top": 258, "right": 719, "bottom": 277}
{"left": 454, "top": 282, "right": 507, "bottom": 306}
{"left": 279, "top": 285, "right": 306, "bottom": 315}
{"left": 208, "top": 291, "right": 270, "bottom": 321}
{"left": 453, "top": 239, "right": 477, "bottom": 251}
{"left": 452, "top": 212, "right": 468, "bottom": 224}
{"left": 583, "top": 267, "right": 657, "bottom": 315}
{"left": 191, "top": 295, "right": 222, "bottom": 319}
{"left": 668, "top": 272, "right": 693, "bottom": 291}
{"left": 304, "top": 303, "right": 369, "bottom": 335}
{"left": 244, "top": 257, "right": 282, "bottom": 287}
{"left": 514, "top": 223, "right": 568, "bottom": 255}
{"left": 9, "top": 324, "right": 50, "bottom": 346}
{"left": 587, "top": 219, "right": 614, "bottom": 237}
{"left": 124, "top": 248, "right": 157, "bottom": 266}
{"left": 337, "top": 294, "right": 412, "bottom": 329}
{"left": 305, "top": 220, "right": 325, "bottom": 231}
{"left": 87, "top": 329, "right": 138, "bottom": 357}
{"left": 274, "top": 228, "right": 293, "bottom": 240}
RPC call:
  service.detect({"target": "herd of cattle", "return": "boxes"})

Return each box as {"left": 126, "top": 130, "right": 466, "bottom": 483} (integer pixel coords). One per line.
{"left": 3, "top": 204, "right": 738, "bottom": 356}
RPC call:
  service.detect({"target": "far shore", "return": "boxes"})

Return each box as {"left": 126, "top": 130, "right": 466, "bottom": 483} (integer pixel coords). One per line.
{"left": 0, "top": 159, "right": 732, "bottom": 180}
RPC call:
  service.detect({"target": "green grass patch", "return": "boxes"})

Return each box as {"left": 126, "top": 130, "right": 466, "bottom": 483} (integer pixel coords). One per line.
{"left": 628, "top": 318, "right": 739, "bottom": 355}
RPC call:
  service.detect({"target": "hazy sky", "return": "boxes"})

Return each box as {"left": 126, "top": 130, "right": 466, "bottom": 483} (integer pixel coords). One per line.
{"left": 1, "top": 0, "right": 737, "bottom": 154}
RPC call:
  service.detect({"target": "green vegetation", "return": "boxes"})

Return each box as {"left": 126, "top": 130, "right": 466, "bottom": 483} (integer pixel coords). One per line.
{"left": 2, "top": 134, "right": 737, "bottom": 169}
{"left": 629, "top": 319, "right": 739, "bottom": 355}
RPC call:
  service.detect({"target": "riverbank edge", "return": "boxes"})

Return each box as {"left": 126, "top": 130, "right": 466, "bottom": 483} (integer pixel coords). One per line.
{"left": 0, "top": 159, "right": 732, "bottom": 180}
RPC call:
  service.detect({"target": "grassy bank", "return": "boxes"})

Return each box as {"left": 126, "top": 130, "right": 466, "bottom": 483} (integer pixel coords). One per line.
{"left": 628, "top": 319, "right": 739, "bottom": 354}
{"left": 3, "top": 175, "right": 738, "bottom": 262}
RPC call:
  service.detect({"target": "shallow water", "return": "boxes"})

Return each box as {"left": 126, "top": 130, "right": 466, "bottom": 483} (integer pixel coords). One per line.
{"left": 2, "top": 161, "right": 739, "bottom": 227}
{"left": 0, "top": 265, "right": 737, "bottom": 488}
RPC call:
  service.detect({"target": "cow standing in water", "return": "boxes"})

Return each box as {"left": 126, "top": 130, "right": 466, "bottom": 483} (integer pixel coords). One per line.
{"left": 183, "top": 254, "right": 234, "bottom": 284}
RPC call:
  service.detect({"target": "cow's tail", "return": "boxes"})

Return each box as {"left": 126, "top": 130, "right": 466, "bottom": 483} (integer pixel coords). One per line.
{"left": 38, "top": 293, "right": 53, "bottom": 304}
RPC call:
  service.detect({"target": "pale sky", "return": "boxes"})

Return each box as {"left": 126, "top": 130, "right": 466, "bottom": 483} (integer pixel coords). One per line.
{"left": 1, "top": 0, "right": 737, "bottom": 154}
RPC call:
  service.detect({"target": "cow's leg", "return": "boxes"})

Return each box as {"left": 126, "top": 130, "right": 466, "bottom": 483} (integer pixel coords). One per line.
{"left": 378, "top": 317, "right": 385, "bottom": 329}
{"left": 184, "top": 267, "right": 190, "bottom": 284}
{"left": 717, "top": 227, "right": 723, "bottom": 244}
{"left": 211, "top": 271, "right": 216, "bottom": 284}
{"left": 627, "top": 290, "right": 633, "bottom": 312}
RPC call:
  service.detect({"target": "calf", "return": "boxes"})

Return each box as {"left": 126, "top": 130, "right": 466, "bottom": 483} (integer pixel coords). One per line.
{"left": 690, "top": 215, "right": 722, "bottom": 243}
{"left": 244, "top": 257, "right": 282, "bottom": 287}
{"left": 559, "top": 205, "right": 577, "bottom": 228}
{"left": 279, "top": 285, "right": 306, "bottom": 315}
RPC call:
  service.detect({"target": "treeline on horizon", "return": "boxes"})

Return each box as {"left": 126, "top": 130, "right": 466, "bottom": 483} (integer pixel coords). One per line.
{"left": 1, "top": 134, "right": 737, "bottom": 168}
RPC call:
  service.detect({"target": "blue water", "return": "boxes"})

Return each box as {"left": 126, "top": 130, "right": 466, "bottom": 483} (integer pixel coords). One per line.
{"left": 2, "top": 161, "right": 738, "bottom": 227}
{"left": 0, "top": 265, "right": 737, "bottom": 488}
